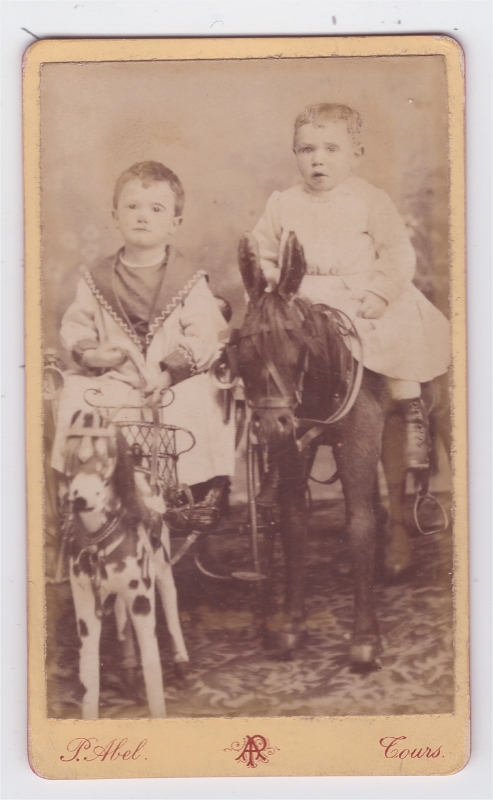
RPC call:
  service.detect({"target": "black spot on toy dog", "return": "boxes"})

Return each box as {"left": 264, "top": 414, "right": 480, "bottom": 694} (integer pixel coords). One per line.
{"left": 132, "top": 595, "right": 151, "bottom": 615}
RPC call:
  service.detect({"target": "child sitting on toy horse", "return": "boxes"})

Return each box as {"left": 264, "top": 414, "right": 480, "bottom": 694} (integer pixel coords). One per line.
{"left": 252, "top": 104, "right": 451, "bottom": 505}
{"left": 51, "top": 161, "right": 235, "bottom": 525}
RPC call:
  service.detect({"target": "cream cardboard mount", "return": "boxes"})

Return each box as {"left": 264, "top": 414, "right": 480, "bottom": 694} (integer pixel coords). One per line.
{"left": 24, "top": 35, "right": 468, "bottom": 779}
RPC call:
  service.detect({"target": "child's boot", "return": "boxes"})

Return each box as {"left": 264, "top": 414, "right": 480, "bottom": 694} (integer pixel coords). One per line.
{"left": 397, "top": 397, "right": 430, "bottom": 470}
{"left": 187, "top": 476, "right": 230, "bottom": 531}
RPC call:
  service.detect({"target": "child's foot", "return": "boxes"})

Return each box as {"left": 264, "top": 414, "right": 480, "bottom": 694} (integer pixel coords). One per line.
{"left": 173, "top": 660, "right": 190, "bottom": 684}
{"left": 398, "top": 398, "right": 430, "bottom": 470}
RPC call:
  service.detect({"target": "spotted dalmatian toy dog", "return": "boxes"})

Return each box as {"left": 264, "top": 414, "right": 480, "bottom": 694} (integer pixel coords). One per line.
{"left": 62, "top": 410, "right": 188, "bottom": 719}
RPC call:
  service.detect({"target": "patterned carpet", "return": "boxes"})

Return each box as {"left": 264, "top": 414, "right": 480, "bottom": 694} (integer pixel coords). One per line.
{"left": 46, "top": 496, "right": 454, "bottom": 719}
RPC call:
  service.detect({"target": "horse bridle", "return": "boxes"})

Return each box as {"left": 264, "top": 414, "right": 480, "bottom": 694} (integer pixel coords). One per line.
{"left": 213, "top": 303, "right": 364, "bottom": 448}
{"left": 251, "top": 353, "right": 305, "bottom": 412}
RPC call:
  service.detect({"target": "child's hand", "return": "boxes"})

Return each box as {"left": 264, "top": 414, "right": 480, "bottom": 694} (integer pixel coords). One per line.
{"left": 264, "top": 274, "right": 279, "bottom": 294}
{"left": 357, "top": 291, "right": 388, "bottom": 320}
{"left": 82, "top": 343, "right": 126, "bottom": 369}
{"left": 143, "top": 370, "right": 173, "bottom": 406}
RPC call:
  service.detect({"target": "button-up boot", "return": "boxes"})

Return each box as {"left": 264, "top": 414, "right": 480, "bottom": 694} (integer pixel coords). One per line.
{"left": 397, "top": 397, "right": 430, "bottom": 470}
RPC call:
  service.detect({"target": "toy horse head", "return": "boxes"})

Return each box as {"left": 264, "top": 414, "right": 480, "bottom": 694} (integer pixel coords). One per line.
{"left": 63, "top": 410, "right": 144, "bottom": 530}
{"left": 68, "top": 470, "right": 119, "bottom": 533}
{"left": 237, "top": 232, "right": 328, "bottom": 445}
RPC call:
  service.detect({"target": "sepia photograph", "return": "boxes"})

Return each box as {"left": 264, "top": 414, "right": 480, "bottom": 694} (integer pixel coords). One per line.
{"left": 24, "top": 35, "right": 469, "bottom": 778}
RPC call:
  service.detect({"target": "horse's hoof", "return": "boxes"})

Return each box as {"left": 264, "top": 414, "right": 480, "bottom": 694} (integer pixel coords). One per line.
{"left": 173, "top": 661, "right": 190, "bottom": 684}
{"left": 384, "top": 530, "right": 412, "bottom": 580}
{"left": 266, "top": 628, "right": 307, "bottom": 660}
{"left": 383, "top": 561, "right": 415, "bottom": 584}
{"left": 350, "top": 636, "right": 381, "bottom": 667}
{"left": 383, "top": 549, "right": 415, "bottom": 583}
{"left": 122, "top": 668, "right": 137, "bottom": 687}
{"left": 336, "top": 559, "right": 352, "bottom": 577}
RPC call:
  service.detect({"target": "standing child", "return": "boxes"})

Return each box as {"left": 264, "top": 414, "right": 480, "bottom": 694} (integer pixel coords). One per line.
{"left": 52, "top": 161, "right": 235, "bottom": 515}
{"left": 253, "top": 103, "right": 450, "bottom": 486}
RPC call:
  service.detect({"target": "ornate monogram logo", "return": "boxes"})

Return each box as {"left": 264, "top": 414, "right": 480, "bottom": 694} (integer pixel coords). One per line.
{"left": 224, "top": 735, "right": 280, "bottom": 769}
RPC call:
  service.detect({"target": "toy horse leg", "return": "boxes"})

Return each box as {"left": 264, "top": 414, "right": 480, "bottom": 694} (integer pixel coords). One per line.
{"left": 155, "top": 522, "right": 189, "bottom": 667}
{"left": 334, "top": 406, "right": 383, "bottom": 665}
{"left": 114, "top": 593, "right": 127, "bottom": 640}
{"left": 114, "top": 595, "right": 138, "bottom": 686}
{"left": 259, "top": 512, "right": 277, "bottom": 627}
{"left": 127, "top": 589, "right": 166, "bottom": 718}
{"left": 372, "top": 475, "right": 389, "bottom": 580}
{"left": 380, "top": 411, "right": 412, "bottom": 577}
{"left": 277, "top": 438, "right": 318, "bottom": 628}
{"left": 70, "top": 573, "right": 102, "bottom": 719}
{"left": 279, "top": 485, "right": 307, "bottom": 624}
{"left": 267, "top": 439, "right": 308, "bottom": 658}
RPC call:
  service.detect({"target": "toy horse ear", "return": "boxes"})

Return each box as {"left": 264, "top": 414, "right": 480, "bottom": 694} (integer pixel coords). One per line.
{"left": 238, "top": 233, "right": 268, "bottom": 304}
{"left": 78, "top": 435, "right": 94, "bottom": 463}
{"left": 101, "top": 457, "right": 117, "bottom": 481}
{"left": 278, "top": 232, "right": 306, "bottom": 299}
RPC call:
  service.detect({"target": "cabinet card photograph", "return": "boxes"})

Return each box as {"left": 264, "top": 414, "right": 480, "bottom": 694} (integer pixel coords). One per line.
{"left": 24, "top": 35, "right": 468, "bottom": 778}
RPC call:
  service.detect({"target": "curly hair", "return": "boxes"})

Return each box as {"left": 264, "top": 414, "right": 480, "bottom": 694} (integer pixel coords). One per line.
{"left": 294, "top": 103, "right": 363, "bottom": 147}
{"left": 113, "top": 161, "right": 185, "bottom": 216}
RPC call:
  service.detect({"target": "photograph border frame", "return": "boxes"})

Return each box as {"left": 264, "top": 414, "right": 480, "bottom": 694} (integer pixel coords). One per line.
{"left": 24, "top": 33, "right": 468, "bottom": 780}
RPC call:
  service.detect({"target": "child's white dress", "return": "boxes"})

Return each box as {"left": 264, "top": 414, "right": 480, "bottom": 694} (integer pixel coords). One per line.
{"left": 253, "top": 175, "right": 450, "bottom": 382}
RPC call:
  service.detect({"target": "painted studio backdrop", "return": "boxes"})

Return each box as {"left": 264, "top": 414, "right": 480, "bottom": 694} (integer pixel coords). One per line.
{"left": 41, "top": 55, "right": 454, "bottom": 719}
{"left": 41, "top": 57, "right": 449, "bottom": 334}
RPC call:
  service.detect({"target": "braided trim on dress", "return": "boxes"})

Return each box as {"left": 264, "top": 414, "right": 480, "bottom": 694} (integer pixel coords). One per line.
{"left": 145, "top": 269, "right": 207, "bottom": 348}
{"left": 82, "top": 267, "right": 143, "bottom": 352}
{"left": 178, "top": 345, "right": 198, "bottom": 376}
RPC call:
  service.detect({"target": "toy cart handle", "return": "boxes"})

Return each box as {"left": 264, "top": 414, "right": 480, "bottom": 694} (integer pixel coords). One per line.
{"left": 83, "top": 386, "right": 176, "bottom": 412}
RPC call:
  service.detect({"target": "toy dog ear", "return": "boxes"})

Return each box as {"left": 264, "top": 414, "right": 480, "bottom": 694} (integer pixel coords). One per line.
{"left": 238, "top": 233, "right": 268, "bottom": 304}
{"left": 278, "top": 232, "right": 306, "bottom": 299}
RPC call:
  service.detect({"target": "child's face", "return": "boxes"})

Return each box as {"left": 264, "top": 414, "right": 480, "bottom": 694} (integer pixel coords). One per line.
{"left": 113, "top": 179, "right": 181, "bottom": 250}
{"left": 293, "top": 121, "right": 362, "bottom": 192}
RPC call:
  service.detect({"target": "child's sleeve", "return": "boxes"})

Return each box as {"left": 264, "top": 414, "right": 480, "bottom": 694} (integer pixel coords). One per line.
{"left": 60, "top": 278, "right": 100, "bottom": 365}
{"left": 159, "top": 277, "right": 227, "bottom": 384}
{"left": 367, "top": 190, "right": 416, "bottom": 304}
{"left": 252, "top": 191, "right": 283, "bottom": 285}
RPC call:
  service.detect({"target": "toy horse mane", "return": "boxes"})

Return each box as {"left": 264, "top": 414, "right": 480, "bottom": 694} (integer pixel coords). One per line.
{"left": 63, "top": 410, "right": 148, "bottom": 524}
{"left": 242, "top": 291, "right": 359, "bottom": 424}
{"left": 248, "top": 292, "right": 329, "bottom": 364}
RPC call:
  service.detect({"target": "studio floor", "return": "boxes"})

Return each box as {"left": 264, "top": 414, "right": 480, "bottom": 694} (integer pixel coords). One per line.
{"left": 46, "top": 494, "right": 454, "bottom": 720}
